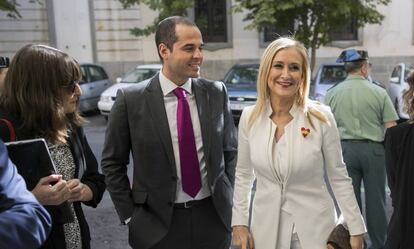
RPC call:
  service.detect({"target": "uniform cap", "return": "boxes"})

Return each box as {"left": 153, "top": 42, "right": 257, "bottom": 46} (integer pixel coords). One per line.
{"left": 336, "top": 49, "right": 368, "bottom": 63}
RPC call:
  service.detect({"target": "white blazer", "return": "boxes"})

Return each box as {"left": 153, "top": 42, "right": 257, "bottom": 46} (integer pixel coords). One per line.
{"left": 232, "top": 101, "right": 366, "bottom": 249}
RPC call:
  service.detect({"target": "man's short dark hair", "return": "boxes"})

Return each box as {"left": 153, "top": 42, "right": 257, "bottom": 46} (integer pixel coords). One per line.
{"left": 344, "top": 60, "right": 367, "bottom": 73}
{"left": 155, "top": 16, "right": 197, "bottom": 61}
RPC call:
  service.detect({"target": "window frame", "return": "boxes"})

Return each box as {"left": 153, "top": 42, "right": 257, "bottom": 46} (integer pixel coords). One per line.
{"left": 329, "top": 17, "right": 362, "bottom": 48}
{"left": 189, "top": 0, "right": 233, "bottom": 51}
{"left": 259, "top": 21, "right": 296, "bottom": 48}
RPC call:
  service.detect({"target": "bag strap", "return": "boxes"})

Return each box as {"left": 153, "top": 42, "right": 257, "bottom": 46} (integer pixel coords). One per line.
{"left": 0, "top": 118, "right": 16, "bottom": 142}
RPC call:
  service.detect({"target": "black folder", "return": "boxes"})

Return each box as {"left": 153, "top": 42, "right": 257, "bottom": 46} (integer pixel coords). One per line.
{"left": 6, "top": 138, "right": 74, "bottom": 223}
{"left": 6, "top": 138, "right": 56, "bottom": 190}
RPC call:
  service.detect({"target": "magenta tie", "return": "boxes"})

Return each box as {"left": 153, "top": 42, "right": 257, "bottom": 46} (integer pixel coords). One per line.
{"left": 173, "top": 88, "right": 201, "bottom": 198}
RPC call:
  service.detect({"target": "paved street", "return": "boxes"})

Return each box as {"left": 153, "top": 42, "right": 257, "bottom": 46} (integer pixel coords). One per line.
{"left": 82, "top": 113, "right": 129, "bottom": 249}
{"left": 81, "top": 113, "right": 393, "bottom": 249}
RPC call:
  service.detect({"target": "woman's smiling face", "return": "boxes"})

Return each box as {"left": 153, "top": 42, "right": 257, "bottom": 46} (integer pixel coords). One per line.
{"left": 267, "top": 47, "right": 304, "bottom": 102}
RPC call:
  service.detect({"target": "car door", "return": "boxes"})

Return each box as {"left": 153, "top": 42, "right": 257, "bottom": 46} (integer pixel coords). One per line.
{"left": 388, "top": 64, "right": 402, "bottom": 112}
{"left": 79, "top": 65, "right": 110, "bottom": 112}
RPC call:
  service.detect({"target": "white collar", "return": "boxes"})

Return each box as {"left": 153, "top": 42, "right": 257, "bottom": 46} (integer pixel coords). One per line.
{"left": 159, "top": 70, "right": 192, "bottom": 96}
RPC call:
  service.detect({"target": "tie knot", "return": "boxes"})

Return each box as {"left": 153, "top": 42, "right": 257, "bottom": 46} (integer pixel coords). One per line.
{"left": 173, "top": 88, "right": 186, "bottom": 99}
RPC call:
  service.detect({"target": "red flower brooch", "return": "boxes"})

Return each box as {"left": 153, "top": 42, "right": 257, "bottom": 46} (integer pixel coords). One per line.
{"left": 301, "top": 127, "right": 310, "bottom": 138}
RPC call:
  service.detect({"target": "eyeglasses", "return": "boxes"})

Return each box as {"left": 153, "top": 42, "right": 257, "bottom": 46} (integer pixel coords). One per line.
{"left": 63, "top": 80, "right": 79, "bottom": 93}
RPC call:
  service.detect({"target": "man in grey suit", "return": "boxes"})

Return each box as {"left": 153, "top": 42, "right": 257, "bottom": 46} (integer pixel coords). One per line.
{"left": 101, "top": 16, "right": 237, "bottom": 249}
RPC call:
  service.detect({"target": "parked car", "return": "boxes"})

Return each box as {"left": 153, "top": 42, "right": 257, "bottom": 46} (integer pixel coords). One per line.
{"left": 310, "top": 63, "right": 347, "bottom": 102}
{"left": 310, "top": 63, "right": 384, "bottom": 102}
{"left": 78, "top": 63, "right": 112, "bottom": 112}
{"left": 223, "top": 63, "right": 259, "bottom": 124}
{"left": 98, "top": 64, "right": 162, "bottom": 118}
{"left": 387, "top": 63, "right": 411, "bottom": 120}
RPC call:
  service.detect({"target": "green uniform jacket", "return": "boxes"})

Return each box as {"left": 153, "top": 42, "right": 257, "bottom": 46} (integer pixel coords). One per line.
{"left": 324, "top": 75, "right": 398, "bottom": 141}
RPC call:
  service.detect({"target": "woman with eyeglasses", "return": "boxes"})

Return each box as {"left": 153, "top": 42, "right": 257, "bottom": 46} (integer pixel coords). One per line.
{"left": 0, "top": 44, "right": 106, "bottom": 249}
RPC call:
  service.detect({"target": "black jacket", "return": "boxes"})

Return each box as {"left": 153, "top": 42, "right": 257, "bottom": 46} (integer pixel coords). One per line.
{"left": 0, "top": 113, "right": 106, "bottom": 249}
{"left": 384, "top": 122, "right": 414, "bottom": 249}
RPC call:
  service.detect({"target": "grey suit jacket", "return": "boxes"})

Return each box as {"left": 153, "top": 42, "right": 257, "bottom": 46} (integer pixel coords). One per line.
{"left": 101, "top": 74, "right": 237, "bottom": 249}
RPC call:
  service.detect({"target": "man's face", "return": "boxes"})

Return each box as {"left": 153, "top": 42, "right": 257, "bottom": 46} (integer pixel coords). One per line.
{"left": 159, "top": 24, "right": 204, "bottom": 85}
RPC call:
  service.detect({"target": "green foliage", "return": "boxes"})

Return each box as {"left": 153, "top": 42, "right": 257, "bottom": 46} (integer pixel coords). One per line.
{"left": 234, "top": 0, "right": 390, "bottom": 69}
{"left": 0, "top": 0, "right": 42, "bottom": 18}
{"left": 118, "top": 0, "right": 195, "bottom": 36}
{"left": 236, "top": 0, "right": 389, "bottom": 48}
{"left": 0, "top": 0, "right": 21, "bottom": 18}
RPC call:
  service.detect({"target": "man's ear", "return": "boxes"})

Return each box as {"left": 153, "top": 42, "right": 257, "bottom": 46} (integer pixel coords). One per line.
{"left": 361, "top": 62, "right": 368, "bottom": 75}
{"left": 159, "top": 43, "right": 169, "bottom": 61}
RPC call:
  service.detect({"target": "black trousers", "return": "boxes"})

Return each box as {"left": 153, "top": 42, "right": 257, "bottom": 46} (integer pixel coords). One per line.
{"left": 151, "top": 198, "right": 231, "bottom": 249}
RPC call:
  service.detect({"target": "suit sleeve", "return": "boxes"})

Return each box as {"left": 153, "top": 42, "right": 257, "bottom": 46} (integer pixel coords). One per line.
{"left": 0, "top": 141, "right": 51, "bottom": 249}
{"left": 231, "top": 108, "right": 255, "bottom": 227}
{"left": 221, "top": 83, "right": 238, "bottom": 186}
{"left": 321, "top": 106, "right": 366, "bottom": 235}
{"left": 77, "top": 127, "right": 106, "bottom": 208}
{"left": 101, "top": 88, "right": 135, "bottom": 222}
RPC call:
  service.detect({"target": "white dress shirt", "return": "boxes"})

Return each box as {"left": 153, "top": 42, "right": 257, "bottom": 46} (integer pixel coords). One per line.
{"left": 159, "top": 71, "right": 211, "bottom": 203}
{"left": 271, "top": 120, "right": 298, "bottom": 247}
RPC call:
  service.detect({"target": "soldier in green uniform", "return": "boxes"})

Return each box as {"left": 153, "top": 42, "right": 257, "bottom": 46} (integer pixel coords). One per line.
{"left": 325, "top": 49, "right": 398, "bottom": 249}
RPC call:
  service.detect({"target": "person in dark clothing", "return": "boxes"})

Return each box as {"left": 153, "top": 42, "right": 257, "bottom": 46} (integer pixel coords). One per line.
{"left": 0, "top": 140, "right": 52, "bottom": 249}
{"left": 384, "top": 69, "right": 414, "bottom": 249}
{"left": 0, "top": 44, "right": 106, "bottom": 249}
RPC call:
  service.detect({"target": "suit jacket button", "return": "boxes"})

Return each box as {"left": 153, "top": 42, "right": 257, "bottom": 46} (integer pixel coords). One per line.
{"left": 168, "top": 201, "right": 173, "bottom": 206}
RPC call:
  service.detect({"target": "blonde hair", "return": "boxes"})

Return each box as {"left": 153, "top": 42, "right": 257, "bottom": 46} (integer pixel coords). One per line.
{"left": 403, "top": 69, "right": 414, "bottom": 122}
{"left": 248, "top": 37, "right": 328, "bottom": 129}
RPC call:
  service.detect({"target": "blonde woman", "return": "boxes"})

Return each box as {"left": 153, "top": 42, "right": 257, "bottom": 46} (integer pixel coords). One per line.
{"left": 231, "top": 37, "right": 366, "bottom": 249}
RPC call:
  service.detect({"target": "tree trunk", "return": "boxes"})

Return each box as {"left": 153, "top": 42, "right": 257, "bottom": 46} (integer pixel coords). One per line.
{"left": 310, "top": 45, "right": 316, "bottom": 74}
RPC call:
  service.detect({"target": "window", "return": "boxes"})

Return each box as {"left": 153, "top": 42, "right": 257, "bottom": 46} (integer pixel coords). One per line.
{"left": 122, "top": 68, "right": 159, "bottom": 83}
{"left": 194, "top": 0, "right": 227, "bottom": 43}
{"left": 263, "top": 23, "right": 295, "bottom": 43}
{"left": 191, "top": 0, "right": 232, "bottom": 49}
{"left": 390, "top": 66, "right": 402, "bottom": 84}
{"left": 80, "top": 65, "right": 108, "bottom": 83}
{"left": 320, "top": 65, "right": 346, "bottom": 85}
{"left": 260, "top": 20, "right": 295, "bottom": 47}
{"left": 223, "top": 64, "right": 259, "bottom": 85}
{"left": 80, "top": 66, "right": 88, "bottom": 83}
{"left": 88, "top": 66, "right": 108, "bottom": 82}
{"left": 330, "top": 18, "right": 358, "bottom": 41}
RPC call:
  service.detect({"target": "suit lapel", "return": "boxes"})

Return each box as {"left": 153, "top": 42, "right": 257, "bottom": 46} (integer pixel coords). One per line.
{"left": 145, "top": 75, "right": 176, "bottom": 171}
{"left": 192, "top": 78, "right": 211, "bottom": 163}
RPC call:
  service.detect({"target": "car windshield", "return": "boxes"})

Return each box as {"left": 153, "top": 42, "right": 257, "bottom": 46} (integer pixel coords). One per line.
{"left": 121, "top": 68, "right": 159, "bottom": 83}
{"left": 320, "top": 66, "right": 347, "bottom": 85}
{"left": 224, "top": 66, "right": 258, "bottom": 86}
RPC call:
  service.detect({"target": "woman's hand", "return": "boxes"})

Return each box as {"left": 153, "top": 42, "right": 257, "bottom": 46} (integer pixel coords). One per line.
{"left": 350, "top": 234, "right": 364, "bottom": 249}
{"left": 31, "top": 174, "right": 70, "bottom": 205}
{"left": 232, "top": 225, "right": 254, "bottom": 249}
{"left": 66, "top": 179, "right": 93, "bottom": 202}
